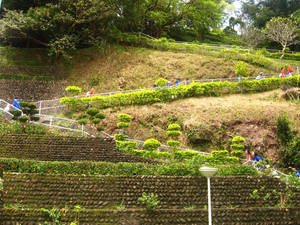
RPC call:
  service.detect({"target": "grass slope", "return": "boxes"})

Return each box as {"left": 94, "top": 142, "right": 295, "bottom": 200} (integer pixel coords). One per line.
{"left": 69, "top": 46, "right": 279, "bottom": 92}
{"left": 81, "top": 90, "right": 299, "bottom": 161}
{"left": 0, "top": 46, "right": 279, "bottom": 91}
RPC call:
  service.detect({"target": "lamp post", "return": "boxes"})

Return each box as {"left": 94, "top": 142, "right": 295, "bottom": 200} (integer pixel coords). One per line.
{"left": 199, "top": 166, "right": 218, "bottom": 225}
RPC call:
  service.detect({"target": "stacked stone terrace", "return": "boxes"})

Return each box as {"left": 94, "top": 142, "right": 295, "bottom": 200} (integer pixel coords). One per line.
{"left": 1, "top": 134, "right": 300, "bottom": 224}
{"left": 0, "top": 134, "right": 157, "bottom": 163}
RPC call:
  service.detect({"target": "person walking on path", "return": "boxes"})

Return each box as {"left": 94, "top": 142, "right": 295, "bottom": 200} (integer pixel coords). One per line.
{"left": 279, "top": 68, "right": 286, "bottom": 78}
{"left": 287, "top": 65, "right": 292, "bottom": 77}
{"left": 12, "top": 97, "right": 21, "bottom": 110}
{"left": 85, "top": 88, "right": 94, "bottom": 109}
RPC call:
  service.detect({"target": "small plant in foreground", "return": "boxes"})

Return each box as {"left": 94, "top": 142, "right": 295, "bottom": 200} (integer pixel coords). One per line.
{"left": 138, "top": 192, "right": 160, "bottom": 210}
{"left": 41, "top": 207, "right": 62, "bottom": 225}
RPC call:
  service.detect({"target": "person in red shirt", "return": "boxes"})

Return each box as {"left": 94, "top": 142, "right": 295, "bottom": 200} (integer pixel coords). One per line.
{"left": 279, "top": 68, "right": 286, "bottom": 78}
{"left": 85, "top": 88, "right": 94, "bottom": 108}
{"left": 287, "top": 65, "right": 292, "bottom": 77}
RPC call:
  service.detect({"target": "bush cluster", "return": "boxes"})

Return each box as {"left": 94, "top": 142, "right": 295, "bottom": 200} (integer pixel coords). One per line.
{"left": 60, "top": 77, "right": 300, "bottom": 109}
{"left": 0, "top": 158, "right": 258, "bottom": 176}
{"left": 143, "top": 138, "right": 161, "bottom": 151}
{"left": 65, "top": 86, "right": 82, "bottom": 95}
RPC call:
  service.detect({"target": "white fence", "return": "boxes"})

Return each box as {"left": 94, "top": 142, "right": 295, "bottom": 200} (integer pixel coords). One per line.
{"left": 0, "top": 99, "right": 22, "bottom": 120}
{"left": 36, "top": 75, "right": 283, "bottom": 114}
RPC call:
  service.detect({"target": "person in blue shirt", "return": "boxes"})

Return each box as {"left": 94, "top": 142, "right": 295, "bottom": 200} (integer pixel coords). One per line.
{"left": 118, "top": 129, "right": 128, "bottom": 137}
{"left": 251, "top": 152, "right": 262, "bottom": 162}
{"left": 12, "top": 97, "right": 21, "bottom": 110}
{"left": 185, "top": 78, "right": 190, "bottom": 85}
{"left": 175, "top": 78, "right": 180, "bottom": 87}
{"left": 166, "top": 81, "right": 171, "bottom": 87}
{"left": 290, "top": 167, "right": 300, "bottom": 179}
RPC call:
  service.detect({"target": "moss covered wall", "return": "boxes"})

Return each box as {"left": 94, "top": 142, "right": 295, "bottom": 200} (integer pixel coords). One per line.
{"left": 0, "top": 134, "right": 156, "bottom": 163}
{"left": 3, "top": 173, "right": 300, "bottom": 210}
{"left": 2, "top": 208, "right": 300, "bottom": 225}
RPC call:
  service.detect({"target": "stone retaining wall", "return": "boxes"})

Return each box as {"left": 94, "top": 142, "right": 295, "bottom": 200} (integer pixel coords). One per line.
{"left": 0, "top": 80, "right": 68, "bottom": 102}
{"left": 3, "top": 174, "right": 300, "bottom": 209}
{"left": 0, "top": 134, "right": 156, "bottom": 163}
{"left": 2, "top": 208, "right": 300, "bottom": 225}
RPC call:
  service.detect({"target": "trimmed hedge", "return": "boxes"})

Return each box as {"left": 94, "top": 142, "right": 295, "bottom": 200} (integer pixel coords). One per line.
{"left": 0, "top": 73, "right": 53, "bottom": 81}
{"left": 0, "top": 158, "right": 258, "bottom": 176}
{"left": 60, "top": 76, "right": 300, "bottom": 109}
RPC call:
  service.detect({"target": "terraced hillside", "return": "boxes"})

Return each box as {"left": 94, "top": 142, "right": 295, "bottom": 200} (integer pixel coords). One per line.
{"left": 0, "top": 134, "right": 300, "bottom": 224}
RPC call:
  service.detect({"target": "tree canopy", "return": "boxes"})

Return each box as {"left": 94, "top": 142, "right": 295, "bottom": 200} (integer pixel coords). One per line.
{"left": 0, "top": 0, "right": 229, "bottom": 56}
{"left": 241, "top": 0, "right": 300, "bottom": 28}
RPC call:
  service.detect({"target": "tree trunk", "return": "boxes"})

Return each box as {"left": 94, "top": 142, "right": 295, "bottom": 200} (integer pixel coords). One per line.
{"left": 280, "top": 45, "right": 286, "bottom": 59}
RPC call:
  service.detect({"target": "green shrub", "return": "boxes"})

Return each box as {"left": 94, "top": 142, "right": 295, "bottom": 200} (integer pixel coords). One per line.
{"left": 115, "top": 133, "right": 128, "bottom": 141}
{"left": 117, "top": 122, "right": 130, "bottom": 129}
{"left": 155, "top": 78, "right": 168, "bottom": 87}
{"left": 0, "top": 158, "right": 258, "bottom": 176}
{"left": 280, "top": 137, "right": 300, "bottom": 168}
{"left": 116, "top": 141, "right": 137, "bottom": 152}
{"left": 30, "top": 116, "right": 40, "bottom": 122}
{"left": 117, "top": 113, "right": 132, "bottom": 122}
{"left": 65, "top": 86, "right": 82, "bottom": 95}
{"left": 18, "top": 115, "right": 29, "bottom": 123}
{"left": 92, "top": 118, "right": 101, "bottom": 124}
{"left": 167, "top": 130, "right": 181, "bottom": 138}
{"left": 231, "top": 150, "right": 244, "bottom": 159}
{"left": 77, "top": 118, "right": 88, "bottom": 125}
{"left": 9, "top": 110, "right": 21, "bottom": 117}
{"left": 277, "top": 113, "right": 294, "bottom": 147}
{"left": 97, "top": 126, "right": 104, "bottom": 132}
{"left": 232, "top": 136, "right": 245, "bottom": 143}
{"left": 167, "top": 123, "right": 181, "bottom": 131}
{"left": 60, "top": 77, "right": 300, "bottom": 109}
{"left": 95, "top": 112, "right": 105, "bottom": 119}
{"left": 174, "top": 151, "right": 200, "bottom": 161}
{"left": 167, "top": 140, "right": 180, "bottom": 148}
{"left": 235, "top": 61, "right": 250, "bottom": 77}
{"left": 230, "top": 143, "right": 245, "bottom": 150}
{"left": 138, "top": 193, "right": 160, "bottom": 210}
{"left": 211, "top": 150, "right": 229, "bottom": 159}
{"left": 86, "top": 107, "right": 99, "bottom": 116}
{"left": 143, "top": 138, "right": 161, "bottom": 151}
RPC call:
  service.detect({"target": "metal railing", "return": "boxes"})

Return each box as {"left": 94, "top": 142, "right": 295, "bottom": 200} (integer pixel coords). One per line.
{"left": 0, "top": 99, "right": 22, "bottom": 120}
{"left": 36, "top": 74, "right": 285, "bottom": 114}
{"left": 0, "top": 99, "right": 211, "bottom": 155}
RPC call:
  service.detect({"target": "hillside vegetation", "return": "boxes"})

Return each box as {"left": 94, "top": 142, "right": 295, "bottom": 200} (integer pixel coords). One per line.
{"left": 0, "top": 46, "right": 280, "bottom": 92}
{"left": 73, "top": 89, "right": 299, "bottom": 161}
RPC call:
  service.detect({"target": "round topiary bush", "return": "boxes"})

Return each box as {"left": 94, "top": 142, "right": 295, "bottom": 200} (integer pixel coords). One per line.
{"left": 167, "top": 140, "right": 181, "bottom": 148}
{"left": 118, "top": 113, "right": 132, "bottom": 122}
{"left": 18, "top": 115, "right": 29, "bottom": 123}
{"left": 143, "top": 138, "right": 161, "bottom": 151}
{"left": 167, "top": 123, "right": 181, "bottom": 131}
{"left": 115, "top": 133, "right": 128, "bottom": 141}
{"left": 30, "top": 116, "right": 40, "bottom": 122}
{"left": 97, "top": 126, "right": 105, "bottom": 132}
{"left": 65, "top": 86, "right": 82, "bottom": 95}
{"left": 86, "top": 107, "right": 99, "bottom": 116}
{"left": 232, "top": 136, "right": 245, "bottom": 143}
{"left": 92, "top": 118, "right": 101, "bottom": 124}
{"left": 166, "top": 130, "right": 181, "bottom": 138}
{"left": 117, "top": 122, "right": 130, "bottom": 129}
{"left": 77, "top": 118, "right": 88, "bottom": 125}
{"left": 95, "top": 112, "right": 105, "bottom": 119}
{"left": 155, "top": 78, "right": 168, "bottom": 87}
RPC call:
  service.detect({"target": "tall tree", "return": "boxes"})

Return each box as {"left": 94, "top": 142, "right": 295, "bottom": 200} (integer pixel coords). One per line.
{"left": 242, "top": 0, "right": 300, "bottom": 28}
{"left": 0, "top": 0, "right": 115, "bottom": 57}
{"left": 264, "top": 17, "right": 299, "bottom": 58}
